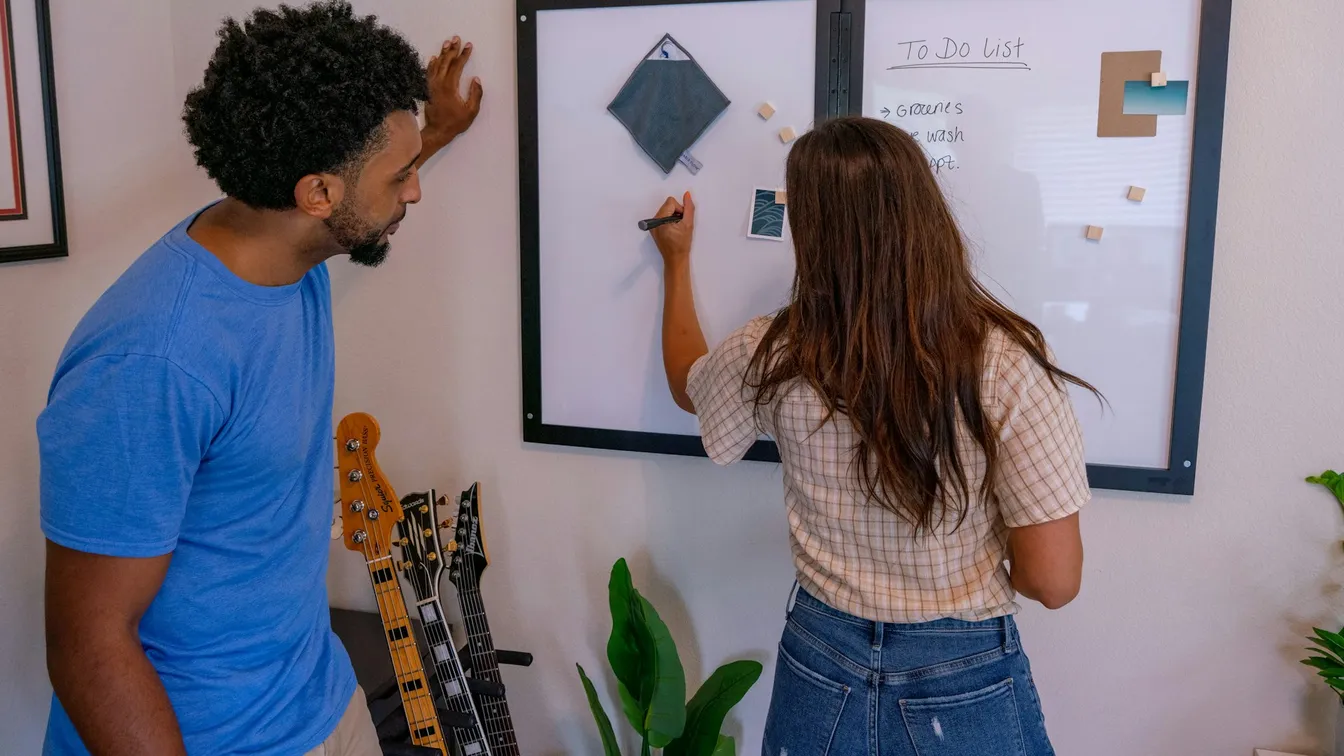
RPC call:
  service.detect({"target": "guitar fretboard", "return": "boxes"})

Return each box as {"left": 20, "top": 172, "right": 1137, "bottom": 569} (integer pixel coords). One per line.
{"left": 458, "top": 580, "right": 520, "bottom": 755}
{"left": 366, "top": 554, "right": 448, "bottom": 755}
{"left": 415, "top": 597, "right": 491, "bottom": 755}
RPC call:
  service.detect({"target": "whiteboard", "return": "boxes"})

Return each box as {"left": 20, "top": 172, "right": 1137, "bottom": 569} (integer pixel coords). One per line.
{"left": 863, "top": 0, "right": 1202, "bottom": 470}
{"left": 518, "top": 0, "right": 1230, "bottom": 493}
{"left": 525, "top": 0, "right": 816, "bottom": 443}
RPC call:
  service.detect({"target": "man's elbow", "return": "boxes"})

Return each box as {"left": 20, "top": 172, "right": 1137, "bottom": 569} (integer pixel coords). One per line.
{"left": 46, "top": 618, "right": 135, "bottom": 686}
{"left": 46, "top": 626, "right": 83, "bottom": 693}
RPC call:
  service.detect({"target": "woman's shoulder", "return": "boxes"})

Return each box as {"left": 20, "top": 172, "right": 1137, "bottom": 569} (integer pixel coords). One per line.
{"left": 983, "top": 327, "right": 1057, "bottom": 376}
{"left": 981, "top": 327, "right": 1061, "bottom": 409}
{"left": 719, "top": 313, "right": 778, "bottom": 353}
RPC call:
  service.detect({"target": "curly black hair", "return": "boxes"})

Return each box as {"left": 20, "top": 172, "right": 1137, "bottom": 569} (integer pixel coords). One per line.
{"left": 182, "top": 0, "right": 428, "bottom": 209}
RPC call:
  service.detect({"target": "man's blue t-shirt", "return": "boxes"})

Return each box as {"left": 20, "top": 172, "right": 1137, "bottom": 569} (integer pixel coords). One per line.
{"left": 37, "top": 205, "right": 356, "bottom": 754}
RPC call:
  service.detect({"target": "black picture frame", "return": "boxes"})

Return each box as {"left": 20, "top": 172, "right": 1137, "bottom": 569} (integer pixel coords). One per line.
{"left": 517, "top": 0, "right": 1231, "bottom": 496}
{"left": 0, "top": 0, "right": 65, "bottom": 265}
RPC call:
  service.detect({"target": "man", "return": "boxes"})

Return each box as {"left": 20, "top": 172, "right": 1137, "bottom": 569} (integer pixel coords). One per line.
{"left": 37, "top": 2, "right": 482, "bottom": 754}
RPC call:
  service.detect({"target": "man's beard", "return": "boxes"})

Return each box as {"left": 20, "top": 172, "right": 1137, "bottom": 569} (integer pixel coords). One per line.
{"left": 325, "top": 201, "right": 392, "bottom": 268}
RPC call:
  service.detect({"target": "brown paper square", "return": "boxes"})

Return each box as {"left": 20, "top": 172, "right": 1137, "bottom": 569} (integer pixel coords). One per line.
{"left": 1098, "top": 51, "right": 1162, "bottom": 137}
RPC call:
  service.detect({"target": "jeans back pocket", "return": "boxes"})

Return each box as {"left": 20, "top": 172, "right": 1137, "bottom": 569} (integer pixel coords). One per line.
{"left": 761, "top": 645, "right": 851, "bottom": 756}
{"left": 899, "top": 678, "right": 1026, "bottom": 756}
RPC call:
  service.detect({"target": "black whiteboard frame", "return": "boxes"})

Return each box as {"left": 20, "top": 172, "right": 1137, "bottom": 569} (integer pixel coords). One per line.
{"left": 517, "top": 0, "right": 840, "bottom": 464}
{"left": 517, "top": 0, "right": 1231, "bottom": 495}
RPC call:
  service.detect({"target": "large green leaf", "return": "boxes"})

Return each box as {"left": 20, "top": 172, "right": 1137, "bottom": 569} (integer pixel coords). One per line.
{"left": 1304, "top": 655, "right": 1344, "bottom": 672}
{"left": 1312, "top": 628, "right": 1344, "bottom": 662}
{"left": 577, "top": 664, "right": 624, "bottom": 756}
{"left": 607, "top": 559, "right": 644, "bottom": 710}
{"left": 604, "top": 559, "right": 687, "bottom": 746}
{"left": 664, "top": 660, "right": 764, "bottom": 756}
{"left": 634, "top": 594, "right": 687, "bottom": 747}
{"left": 618, "top": 681, "right": 644, "bottom": 736}
{"left": 712, "top": 735, "right": 735, "bottom": 756}
{"left": 1310, "top": 639, "right": 1344, "bottom": 665}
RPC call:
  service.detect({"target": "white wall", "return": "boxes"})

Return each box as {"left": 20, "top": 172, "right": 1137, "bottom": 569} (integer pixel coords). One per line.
{"left": 2, "top": 1, "right": 1342, "bottom": 754}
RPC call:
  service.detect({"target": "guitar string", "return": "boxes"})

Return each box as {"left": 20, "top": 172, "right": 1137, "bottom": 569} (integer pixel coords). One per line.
{"left": 361, "top": 538, "right": 440, "bottom": 745}
{"left": 360, "top": 535, "right": 446, "bottom": 752}
{"left": 340, "top": 432, "right": 445, "bottom": 754}
{"left": 458, "top": 569, "right": 506, "bottom": 740}
{"left": 455, "top": 531, "right": 518, "bottom": 747}
{"left": 459, "top": 568, "right": 507, "bottom": 735}
{"left": 423, "top": 602, "right": 491, "bottom": 749}
{"left": 467, "top": 526, "right": 516, "bottom": 748}
{"left": 404, "top": 532, "right": 489, "bottom": 750}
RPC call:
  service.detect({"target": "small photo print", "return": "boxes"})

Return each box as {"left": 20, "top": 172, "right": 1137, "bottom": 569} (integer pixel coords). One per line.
{"left": 748, "top": 187, "right": 786, "bottom": 241}
{"left": 1122, "top": 80, "right": 1189, "bottom": 115}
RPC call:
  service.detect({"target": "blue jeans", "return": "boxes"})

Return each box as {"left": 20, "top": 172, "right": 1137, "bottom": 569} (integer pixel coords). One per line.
{"left": 761, "top": 586, "right": 1056, "bottom": 756}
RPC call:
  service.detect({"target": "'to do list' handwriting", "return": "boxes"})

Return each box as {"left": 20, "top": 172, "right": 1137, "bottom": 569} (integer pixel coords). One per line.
{"left": 890, "top": 37, "right": 1029, "bottom": 71}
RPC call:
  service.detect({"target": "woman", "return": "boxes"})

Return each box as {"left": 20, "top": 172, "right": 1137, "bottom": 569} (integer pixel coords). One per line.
{"left": 648, "top": 116, "right": 1095, "bottom": 756}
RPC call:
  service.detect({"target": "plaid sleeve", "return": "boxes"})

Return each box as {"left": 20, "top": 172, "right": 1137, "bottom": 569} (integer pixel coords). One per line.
{"left": 685, "top": 317, "right": 771, "bottom": 465}
{"left": 991, "top": 341, "right": 1091, "bottom": 527}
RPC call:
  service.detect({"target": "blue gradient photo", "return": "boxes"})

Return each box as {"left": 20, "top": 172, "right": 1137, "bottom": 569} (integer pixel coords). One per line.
{"left": 1122, "top": 80, "right": 1189, "bottom": 115}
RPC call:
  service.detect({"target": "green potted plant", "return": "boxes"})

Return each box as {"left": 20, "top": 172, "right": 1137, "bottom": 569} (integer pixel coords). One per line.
{"left": 577, "top": 558, "right": 763, "bottom": 756}
{"left": 1301, "top": 471, "right": 1344, "bottom": 755}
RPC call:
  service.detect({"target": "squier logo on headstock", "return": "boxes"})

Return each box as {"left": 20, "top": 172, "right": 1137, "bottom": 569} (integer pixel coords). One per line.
{"left": 336, "top": 413, "right": 448, "bottom": 756}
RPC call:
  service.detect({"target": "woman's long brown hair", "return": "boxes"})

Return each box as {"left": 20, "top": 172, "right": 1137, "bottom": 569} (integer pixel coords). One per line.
{"left": 747, "top": 116, "right": 1099, "bottom": 532}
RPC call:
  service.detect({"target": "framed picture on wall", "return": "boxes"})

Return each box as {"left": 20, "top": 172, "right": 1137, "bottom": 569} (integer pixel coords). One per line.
{"left": 0, "top": 0, "right": 63, "bottom": 264}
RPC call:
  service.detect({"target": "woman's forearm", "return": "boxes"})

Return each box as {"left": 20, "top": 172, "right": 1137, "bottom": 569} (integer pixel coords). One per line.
{"left": 662, "top": 259, "right": 708, "bottom": 413}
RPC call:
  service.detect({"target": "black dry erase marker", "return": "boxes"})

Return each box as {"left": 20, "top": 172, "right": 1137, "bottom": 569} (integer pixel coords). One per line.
{"left": 638, "top": 212, "right": 683, "bottom": 232}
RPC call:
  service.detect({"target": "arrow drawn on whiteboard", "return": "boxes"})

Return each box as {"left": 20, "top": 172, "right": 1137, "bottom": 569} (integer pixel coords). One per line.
{"left": 887, "top": 61, "right": 1031, "bottom": 71}
{"left": 880, "top": 107, "right": 890, "bottom": 118}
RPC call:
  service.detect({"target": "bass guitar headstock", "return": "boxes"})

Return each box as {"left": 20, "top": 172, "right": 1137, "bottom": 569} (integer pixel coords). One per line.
{"left": 335, "top": 412, "right": 404, "bottom": 559}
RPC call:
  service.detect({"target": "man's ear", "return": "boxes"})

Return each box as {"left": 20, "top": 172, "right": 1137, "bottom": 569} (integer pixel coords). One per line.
{"left": 294, "top": 173, "right": 345, "bottom": 220}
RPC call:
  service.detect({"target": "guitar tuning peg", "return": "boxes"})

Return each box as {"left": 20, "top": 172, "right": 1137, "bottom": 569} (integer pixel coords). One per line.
{"left": 445, "top": 541, "right": 458, "bottom": 552}
{"left": 427, "top": 552, "right": 437, "bottom": 562}
{"left": 438, "top": 519, "right": 454, "bottom": 530}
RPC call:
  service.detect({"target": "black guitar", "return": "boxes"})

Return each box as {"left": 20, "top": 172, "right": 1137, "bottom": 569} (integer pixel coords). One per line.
{"left": 443, "top": 483, "right": 521, "bottom": 756}
{"left": 396, "top": 491, "right": 492, "bottom": 756}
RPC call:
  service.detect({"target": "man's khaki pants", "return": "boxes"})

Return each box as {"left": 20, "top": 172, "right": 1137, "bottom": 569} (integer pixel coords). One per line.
{"left": 303, "top": 685, "right": 382, "bottom": 756}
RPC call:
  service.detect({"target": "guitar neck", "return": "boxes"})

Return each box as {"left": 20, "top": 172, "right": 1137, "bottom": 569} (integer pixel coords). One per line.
{"left": 366, "top": 556, "right": 448, "bottom": 755}
{"left": 413, "top": 595, "right": 492, "bottom": 755}
{"left": 457, "top": 582, "right": 520, "bottom": 755}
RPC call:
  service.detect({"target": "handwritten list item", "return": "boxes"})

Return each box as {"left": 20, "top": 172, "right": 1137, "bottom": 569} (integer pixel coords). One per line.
{"left": 877, "top": 98, "right": 966, "bottom": 174}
